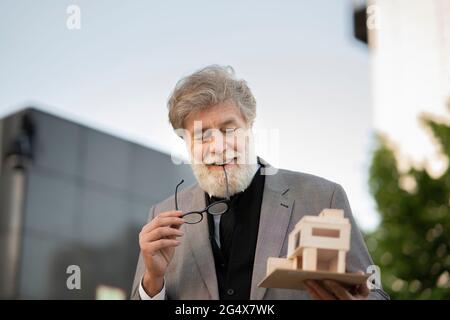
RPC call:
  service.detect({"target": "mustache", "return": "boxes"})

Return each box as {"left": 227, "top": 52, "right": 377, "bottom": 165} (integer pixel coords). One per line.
{"left": 202, "top": 152, "right": 238, "bottom": 166}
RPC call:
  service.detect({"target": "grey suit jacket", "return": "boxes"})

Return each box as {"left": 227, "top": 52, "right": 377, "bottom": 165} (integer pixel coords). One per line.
{"left": 131, "top": 163, "right": 388, "bottom": 300}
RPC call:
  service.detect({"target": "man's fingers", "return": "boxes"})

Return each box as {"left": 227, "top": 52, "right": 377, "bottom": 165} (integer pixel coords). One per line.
{"left": 304, "top": 283, "right": 322, "bottom": 300}
{"left": 141, "top": 211, "right": 183, "bottom": 231}
{"left": 322, "top": 280, "right": 354, "bottom": 300}
{"left": 354, "top": 270, "right": 370, "bottom": 297}
{"left": 141, "top": 227, "right": 184, "bottom": 242}
{"left": 157, "top": 210, "right": 183, "bottom": 218}
{"left": 304, "top": 280, "right": 336, "bottom": 300}
{"left": 153, "top": 217, "right": 185, "bottom": 231}
{"left": 358, "top": 282, "right": 371, "bottom": 297}
{"left": 142, "top": 239, "right": 181, "bottom": 255}
{"left": 141, "top": 216, "right": 184, "bottom": 234}
{"left": 172, "top": 222, "right": 182, "bottom": 230}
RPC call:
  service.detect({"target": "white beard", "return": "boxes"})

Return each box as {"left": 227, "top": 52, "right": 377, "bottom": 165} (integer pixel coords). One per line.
{"left": 190, "top": 157, "right": 258, "bottom": 198}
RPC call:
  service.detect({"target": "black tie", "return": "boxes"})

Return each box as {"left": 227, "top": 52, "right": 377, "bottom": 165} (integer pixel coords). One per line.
{"left": 220, "top": 205, "right": 235, "bottom": 262}
{"left": 210, "top": 195, "right": 235, "bottom": 262}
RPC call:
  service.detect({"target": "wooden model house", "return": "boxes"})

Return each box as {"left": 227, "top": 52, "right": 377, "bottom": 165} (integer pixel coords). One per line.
{"left": 266, "top": 209, "right": 351, "bottom": 275}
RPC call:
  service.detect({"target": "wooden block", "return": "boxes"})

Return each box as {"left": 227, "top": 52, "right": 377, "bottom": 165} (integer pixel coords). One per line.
{"left": 302, "top": 247, "right": 317, "bottom": 271}
{"left": 296, "top": 215, "right": 349, "bottom": 226}
{"left": 287, "top": 229, "right": 301, "bottom": 257}
{"left": 267, "top": 257, "right": 293, "bottom": 275}
{"left": 293, "top": 256, "right": 301, "bottom": 269}
{"left": 336, "top": 250, "right": 346, "bottom": 273}
{"left": 319, "top": 209, "right": 344, "bottom": 219}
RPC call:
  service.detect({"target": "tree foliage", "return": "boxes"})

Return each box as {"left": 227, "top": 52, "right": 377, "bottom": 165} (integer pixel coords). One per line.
{"left": 366, "top": 115, "right": 450, "bottom": 299}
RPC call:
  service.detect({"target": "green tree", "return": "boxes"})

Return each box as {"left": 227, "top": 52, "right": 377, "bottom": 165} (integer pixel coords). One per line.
{"left": 366, "top": 113, "right": 450, "bottom": 299}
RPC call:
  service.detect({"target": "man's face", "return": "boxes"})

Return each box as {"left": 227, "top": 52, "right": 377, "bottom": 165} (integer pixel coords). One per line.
{"left": 182, "top": 100, "right": 257, "bottom": 197}
{"left": 184, "top": 100, "right": 250, "bottom": 169}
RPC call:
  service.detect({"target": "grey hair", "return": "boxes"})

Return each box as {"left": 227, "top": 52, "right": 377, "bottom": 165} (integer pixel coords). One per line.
{"left": 167, "top": 65, "right": 256, "bottom": 129}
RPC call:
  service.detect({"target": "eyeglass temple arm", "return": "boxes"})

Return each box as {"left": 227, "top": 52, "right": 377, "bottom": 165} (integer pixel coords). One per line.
{"left": 175, "top": 179, "right": 184, "bottom": 210}
{"left": 222, "top": 166, "right": 230, "bottom": 200}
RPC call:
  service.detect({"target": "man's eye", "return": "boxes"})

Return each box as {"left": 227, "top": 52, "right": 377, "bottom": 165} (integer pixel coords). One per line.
{"left": 193, "top": 131, "right": 209, "bottom": 140}
{"left": 225, "top": 128, "right": 237, "bottom": 134}
{"left": 202, "top": 131, "right": 212, "bottom": 139}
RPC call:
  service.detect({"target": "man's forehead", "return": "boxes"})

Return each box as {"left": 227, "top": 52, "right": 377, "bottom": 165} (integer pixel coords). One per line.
{"left": 186, "top": 104, "right": 244, "bottom": 131}
{"left": 194, "top": 116, "right": 239, "bottom": 130}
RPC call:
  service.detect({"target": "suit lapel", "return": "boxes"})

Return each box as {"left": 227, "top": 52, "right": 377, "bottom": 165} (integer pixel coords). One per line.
{"left": 183, "top": 185, "right": 219, "bottom": 299}
{"left": 250, "top": 168, "right": 294, "bottom": 300}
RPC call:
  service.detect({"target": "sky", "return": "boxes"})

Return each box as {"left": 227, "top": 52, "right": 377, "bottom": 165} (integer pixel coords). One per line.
{"left": 0, "top": 0, "right": 379, "bottom": 230}
{"left": 372, "top": 0, "right": 450, "bottom": 178}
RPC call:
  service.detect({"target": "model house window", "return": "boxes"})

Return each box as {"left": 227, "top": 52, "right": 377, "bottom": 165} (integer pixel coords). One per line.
{"left": 312, "top": 228, "right": 340, "bottom": 238}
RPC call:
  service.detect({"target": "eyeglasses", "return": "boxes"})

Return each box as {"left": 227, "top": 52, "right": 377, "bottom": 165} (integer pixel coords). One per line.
{"left": 175, "top": 165, "right": 231, "bottom": 224}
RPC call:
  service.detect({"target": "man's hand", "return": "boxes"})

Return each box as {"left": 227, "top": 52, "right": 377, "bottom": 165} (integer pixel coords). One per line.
{"left": 139, "top": 210, "right": 185, "bottom": 297}
{"left": 305, "top": 272, "right": 370, "bottom": 300}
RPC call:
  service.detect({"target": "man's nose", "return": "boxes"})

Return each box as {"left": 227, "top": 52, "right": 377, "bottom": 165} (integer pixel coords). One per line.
{"left": 209, "top": 136, "right": 227, "bottom": 154}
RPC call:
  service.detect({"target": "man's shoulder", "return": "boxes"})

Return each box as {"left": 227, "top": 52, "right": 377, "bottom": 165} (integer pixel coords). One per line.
{"left": 275, "top": 168, "right": 340, "bottom": 197}
{"left": 274, "top": 168, "right": 350, "bottom": 216}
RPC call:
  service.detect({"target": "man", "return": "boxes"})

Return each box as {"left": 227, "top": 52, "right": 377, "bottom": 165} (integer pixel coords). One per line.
{"left": 131, "top": 65, "right": 388, "bottom": 300}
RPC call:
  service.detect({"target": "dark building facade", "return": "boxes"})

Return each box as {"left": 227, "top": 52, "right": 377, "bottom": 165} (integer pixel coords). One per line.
{"left": 0, "top": 108, "right": 195, "bottom": 299}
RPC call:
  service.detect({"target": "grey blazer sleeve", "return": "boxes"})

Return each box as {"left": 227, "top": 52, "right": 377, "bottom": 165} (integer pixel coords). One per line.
{"left": 130, "top": 206, "right": 169, "bottom": 300}
{"left": 330, "top": 184, "right": 390, "bottom": 300}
